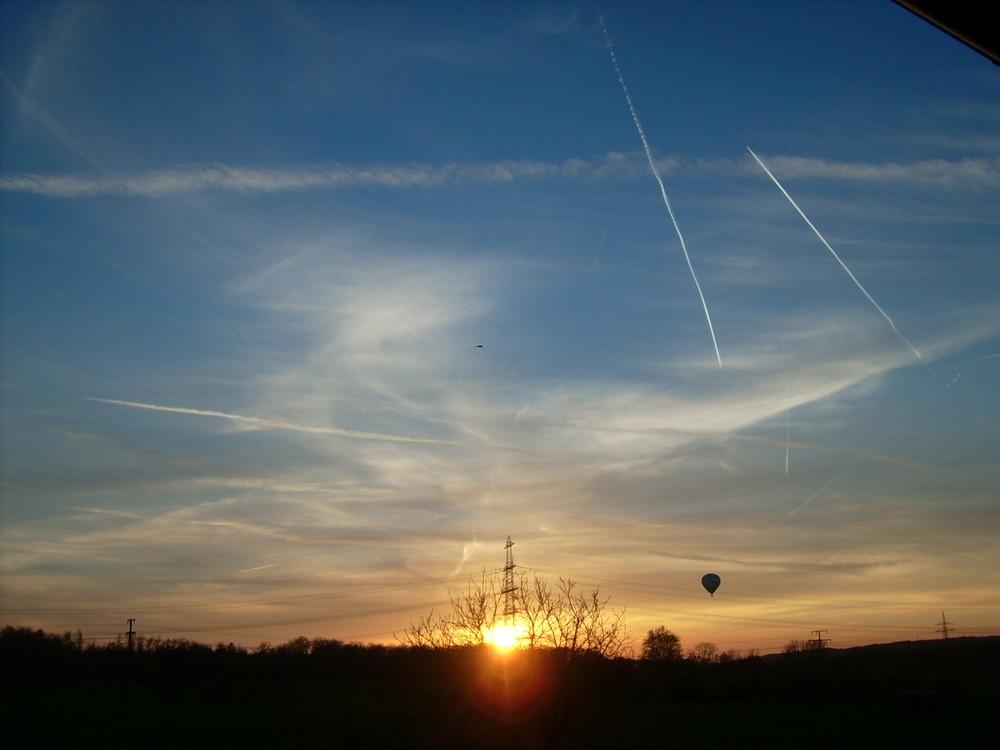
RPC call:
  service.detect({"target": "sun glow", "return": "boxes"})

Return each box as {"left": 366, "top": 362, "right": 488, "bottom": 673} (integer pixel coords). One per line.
{"left": 484, "top": 622, "right": 524, "bottom": 650}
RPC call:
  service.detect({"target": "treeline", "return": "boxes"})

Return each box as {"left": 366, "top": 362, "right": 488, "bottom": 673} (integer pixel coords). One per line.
{"left": 1, "top": 625, "right": 428, "bottom": 684}
{"left": 3, "top": 625, "right": 998, "bottom": 749}
{"left": 4, "top": 624, "right": 997, "bottom": 698}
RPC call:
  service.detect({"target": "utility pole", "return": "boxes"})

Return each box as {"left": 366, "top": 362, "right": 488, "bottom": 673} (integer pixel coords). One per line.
{"left": 501, "top": 535, "right": 517, "bottom": 620}
{"left": 936, "top": 611, "right": 954, "bottom": 639}
{"left": 809, "top": 629, "right": 830, "bottom": 651}
{"left": 126, "top": 618, "right": 136, "bottom": 652}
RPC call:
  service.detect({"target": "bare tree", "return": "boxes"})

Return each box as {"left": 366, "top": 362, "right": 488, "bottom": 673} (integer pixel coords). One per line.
{"left": 548, "top": 577, "right": 631, "bottom": 657}
{"left": 687, "top": 641, "right": 719, "bottom": 663}
{"left": 399, "top": 569, "right": 630, "bottom": 657}
{"left": 517, "top": 571, "right": 562, "bottom": 649}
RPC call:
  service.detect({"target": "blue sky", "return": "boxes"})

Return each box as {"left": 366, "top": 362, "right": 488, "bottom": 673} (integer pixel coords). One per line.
{"left": 2, "top": 0, "right": 999, "bottom": 653}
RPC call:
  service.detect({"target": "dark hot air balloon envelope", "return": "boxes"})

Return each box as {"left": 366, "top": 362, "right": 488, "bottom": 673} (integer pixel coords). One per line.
{"left": 702, "top": 573, "right": 721, "bottom": 597}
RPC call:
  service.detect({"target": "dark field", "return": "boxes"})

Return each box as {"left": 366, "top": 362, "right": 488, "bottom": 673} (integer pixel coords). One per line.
{"left": 4, "top": 630, "right": 997, "bottom": 749}
{"left": 4, "top": 684, "right": 995, "bottom": 749}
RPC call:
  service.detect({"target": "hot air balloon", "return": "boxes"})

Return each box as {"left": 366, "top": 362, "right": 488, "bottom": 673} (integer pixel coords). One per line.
{"left": 702, "top": 573, "right": 721, "bottom": 597}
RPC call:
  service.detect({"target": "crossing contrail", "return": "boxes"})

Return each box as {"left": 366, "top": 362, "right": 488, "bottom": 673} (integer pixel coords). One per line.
{"left": 599, "top": 13, "right": 723, "bottom": 367}
{"left": 85, "top": 398, "right": 524, "bottom": 452}
{"left": 747, "top": 147, "right": 922, "bottom": 361}
{"left": 770, "top": 448, "right": 868, "bottom": 529}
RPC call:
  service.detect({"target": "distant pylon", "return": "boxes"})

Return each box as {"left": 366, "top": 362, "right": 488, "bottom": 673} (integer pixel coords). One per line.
{"left": 809, "top": 629, "right": 829, "bottom": 650}
{"left": 936, "top": 611, "right": 954, "bottom": 639}
{"left": 501, "top": 535, "right": 517, "bottom": 618}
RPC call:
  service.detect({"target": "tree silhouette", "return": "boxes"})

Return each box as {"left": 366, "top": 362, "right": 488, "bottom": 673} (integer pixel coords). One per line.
{"left": 399, "top": 569, "right": 631, "bottom": 657}
{"left": 641, "top": 626, "right": 682, "bottom": 660}
{"left": 687, "top": 641, "right": 719, "bottom": 663}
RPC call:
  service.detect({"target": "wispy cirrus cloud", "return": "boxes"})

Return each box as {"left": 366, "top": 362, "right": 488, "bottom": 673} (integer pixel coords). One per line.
{"left": 735, "top": 154, "right": 1000, "bottom": 188}
{"left": 1, "top": 70, "right": 105, "bottom": 171}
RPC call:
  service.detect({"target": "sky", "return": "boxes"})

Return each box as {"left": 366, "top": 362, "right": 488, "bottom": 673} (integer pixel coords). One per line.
{"left": 2, "top": 0, "right": 998, "bottom": 655}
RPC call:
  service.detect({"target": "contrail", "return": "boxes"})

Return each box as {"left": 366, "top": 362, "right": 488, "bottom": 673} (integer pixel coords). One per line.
{"left": 234, "top": 564, "right": 277, "bottom": 574}
{"left": 770, "top": 449, "right": 868, "bottom": 529}
{"left": 552, "top": 419, "right": 944, "bottom": 472}
{"left": 783, "top": 340, "right": 790, "bottom": 476}
{"left": 784, "top": 406, "right": 790, "bottom": 476}
{"left": 1, "top": 72, "right": 104, "bottom": 172}
{"left": 599, "top": 13, "right": 723, "bottom": 367}
{"left": 747, "top": 147, "right": 922, "bottom": 361}
{"left": 85, "top": 398, "right": 522, "bottom": 452}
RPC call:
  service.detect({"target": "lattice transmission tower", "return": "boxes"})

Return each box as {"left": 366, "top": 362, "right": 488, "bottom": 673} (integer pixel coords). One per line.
{"left": 501, "top": 535, "right": 517, "bottom": 619}
{"left": 937, "top": 611, "right": 955, "bottom": 639}
{"left": 809, "top": 629, "right": 830, "bottom": 651}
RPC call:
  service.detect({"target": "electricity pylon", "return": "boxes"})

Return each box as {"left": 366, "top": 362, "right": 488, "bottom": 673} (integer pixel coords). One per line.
{"left": 501, "top": 535, "right": 517, "bottom": 619}
{"left": 936, "top": 611, "right": 954, "bottom": 639}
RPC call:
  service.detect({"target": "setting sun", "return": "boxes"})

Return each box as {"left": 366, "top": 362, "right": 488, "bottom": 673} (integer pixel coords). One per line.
{"left": 484, "top": 623, "right": 523, "bottom": 650}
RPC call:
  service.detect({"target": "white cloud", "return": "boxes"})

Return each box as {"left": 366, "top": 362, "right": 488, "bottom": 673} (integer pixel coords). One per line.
{"left": 0, "top": 153, "right": 653, "bottom": 198}
{"left": 737, "top": 153, "right": 1000, "bottom": 189}
{"left": 6, "top": 152, "right": 997, "bottom": 199}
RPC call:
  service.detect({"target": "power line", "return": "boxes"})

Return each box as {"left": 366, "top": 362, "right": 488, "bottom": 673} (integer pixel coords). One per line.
{"left": 140, "top": 599, "right": 452, "bottom": 635}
